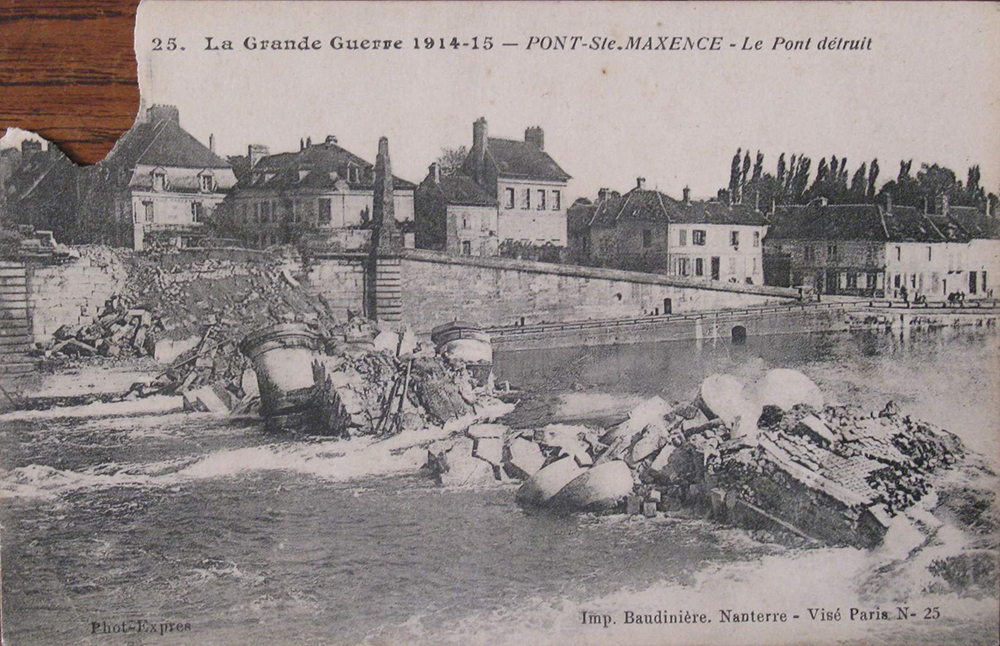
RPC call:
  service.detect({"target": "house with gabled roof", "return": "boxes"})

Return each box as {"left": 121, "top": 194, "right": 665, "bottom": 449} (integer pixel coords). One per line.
{"left": 3, "top": 140, "right": 80, "bottom": 240}
{"left": 77, "top": 104, "right": 238, "bottom": 250}
{"left": 228, "top": 135, "right": 416, "bottom": 249}
{"left": 574, "top": 178, "right": 768, "bottom": 284}
{"left": 459, "top": 118, "right": 571, "bottom": 247}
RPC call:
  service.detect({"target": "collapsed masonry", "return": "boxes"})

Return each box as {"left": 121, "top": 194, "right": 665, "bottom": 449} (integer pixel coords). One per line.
{"left": 424, "top": 369, "right": 966, "bottom": 549}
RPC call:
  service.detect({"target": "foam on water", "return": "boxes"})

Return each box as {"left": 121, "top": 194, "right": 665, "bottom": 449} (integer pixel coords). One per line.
{"left": 0, "top": 400, "right": 515, "bottom": 501}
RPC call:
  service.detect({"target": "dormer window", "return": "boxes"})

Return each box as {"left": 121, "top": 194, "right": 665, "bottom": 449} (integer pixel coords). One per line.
{"left": 152, "top": 169, "right": 166, "bottom": 191}
{"left": 348, "top": 166, "right": 360, "bottom": 183}
{"left": 198, "top": 171, "right": 214, "bottom": 193}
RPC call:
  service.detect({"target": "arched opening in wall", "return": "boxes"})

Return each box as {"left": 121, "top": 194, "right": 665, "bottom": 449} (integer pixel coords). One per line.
{"left": 732, "top": 325, "right": 747, "bottom": 345}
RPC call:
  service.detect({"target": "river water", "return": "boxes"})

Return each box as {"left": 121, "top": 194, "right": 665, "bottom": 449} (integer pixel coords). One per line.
{"left": 1, "top": 328, "right": 998, "bottom": 646}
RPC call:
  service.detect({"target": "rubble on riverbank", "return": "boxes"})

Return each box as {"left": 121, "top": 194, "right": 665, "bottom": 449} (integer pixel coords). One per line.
{"left": 423, "top": 368, "right": 976, "bottom": 550}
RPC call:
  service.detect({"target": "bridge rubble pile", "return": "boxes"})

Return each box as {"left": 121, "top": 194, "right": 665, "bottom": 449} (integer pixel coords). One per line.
{"left": 425, "top": 369, "right": 967, "bottom": 548}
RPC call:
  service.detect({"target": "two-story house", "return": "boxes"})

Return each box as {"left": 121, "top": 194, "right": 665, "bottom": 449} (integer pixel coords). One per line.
{"left": 77, "top": 104, "right": 238, "bottom": 250}
{"left": 228, "top": 135, "right": 415, "bottom": 249}
{"left": 576, "top": 178, "right": 768, "bottom": 283}
{"left": 460, "top": 118, "right": 571, "bottom": 247}
{"left": 414, "top": 162, "right": 499, "bottom": 256}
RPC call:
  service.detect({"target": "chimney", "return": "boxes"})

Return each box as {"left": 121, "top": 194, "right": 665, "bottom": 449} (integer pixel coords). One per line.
{"left": 935, "top": 194, "right": 949, "bottom": 215}
{"left": 325, "top": 135, "right": 338, "bottom": 146}
{"left": 598, "top": 187, "right": 609, "bottom": 202}
{"left": 472, "top": 117, "right": 488, "bottom": 183}
{"left": 20, "top": 139, "right": 42, "bottom": 158}
{"left": 306, "top": 136, "right": 312, "bottom": 147}
{"left": 683, "top": 186, "right": 691, "bottom": 205}
{"left": 209, "top": 134, "right": 215, "bottom": 153}
{"left": 525, "top": 126, "right": 544, "bottom": 151}
{"left": 429, "top": 162, "right": 441, "bottom": 184}
{"left": 146, "top": 104, "right": 180, "bottom": 125}
{"left": 885, "top": 193, "right": 892, "bottom": 214}
{"left": 300, "top": 138, "right": 305, "bottom": 151}
{"left": 636, "top": 177, "right": 646, "bottom": 190}
{"left": 248, "top": 144, "right": 269, "bottom": 169}
{"left": 818, "top": 197, "right": 828, "bottom": 207}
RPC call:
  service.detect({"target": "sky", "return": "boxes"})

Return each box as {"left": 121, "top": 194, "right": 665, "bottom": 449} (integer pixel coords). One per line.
{"left": 72, "top": 1, "right": 1000, "bottom": 202}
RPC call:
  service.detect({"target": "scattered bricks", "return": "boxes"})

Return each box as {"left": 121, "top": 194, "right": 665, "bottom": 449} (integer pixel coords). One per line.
{"left": 643, "top": 502, "right": 658, "bottom": 518}
{"left": 626, "top": 494, "right": 642, "bottom": 515}
{"left": 648, "top": 489, "right": 661, "bottom": 503}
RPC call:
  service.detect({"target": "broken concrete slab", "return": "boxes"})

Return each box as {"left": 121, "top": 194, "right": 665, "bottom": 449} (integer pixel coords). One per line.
{"left": 697, "top": 374, "right": 749, "bottom": 427}
{"left": 756, "top": 368, "right": 823, "bottom": 411}
{"left": 473, "top": 437, "right": 504, "bottom": 467}
{"left": 545, "top": 460, "right": 635, "bottom": 513}
{"left": 515, "top": 457, "right": 585, "bottom": 507}
{"left": 504, "top": 437, "right": 546, "bottom": 480}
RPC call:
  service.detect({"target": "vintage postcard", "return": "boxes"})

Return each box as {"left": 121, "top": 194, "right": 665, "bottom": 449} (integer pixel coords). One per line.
{"left": 1, "top": 1, "right": 999, "bottom": 644}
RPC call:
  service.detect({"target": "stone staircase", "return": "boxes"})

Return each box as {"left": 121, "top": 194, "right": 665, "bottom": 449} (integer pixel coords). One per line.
{"left": 1, "top": 260, "right": 36, "bottom": 389}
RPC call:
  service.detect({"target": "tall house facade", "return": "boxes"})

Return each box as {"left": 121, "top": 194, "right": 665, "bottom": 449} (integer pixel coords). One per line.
{"left": 461, "top": 118, "right": 571, "bottom": 247}
{"left": 229, "top": 136, "right": 415, "bottom": 249}
{"left": 78, "top": 105, "right": 238, "bottom": 250}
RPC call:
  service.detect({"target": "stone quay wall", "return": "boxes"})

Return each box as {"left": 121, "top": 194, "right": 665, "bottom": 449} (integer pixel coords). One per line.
{"left": 394, "top": 249, "right": 798, "bottom": 334}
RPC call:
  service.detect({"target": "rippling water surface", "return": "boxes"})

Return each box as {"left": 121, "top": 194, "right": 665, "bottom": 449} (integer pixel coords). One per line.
{"left": 2, "top": 328, "right": 998, "bottom": 645}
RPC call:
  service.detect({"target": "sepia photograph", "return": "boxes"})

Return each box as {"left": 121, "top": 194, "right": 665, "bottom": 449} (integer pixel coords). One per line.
{"left": 1, "top": 1, "right": 998, "bottom": 644}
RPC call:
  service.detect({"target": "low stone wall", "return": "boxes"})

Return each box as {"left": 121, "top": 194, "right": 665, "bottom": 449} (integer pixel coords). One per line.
{"left": 396, "top": 249, "right": 798, "bottom": 334}
{"left": 26, "top": 248, "right": 128, "bottom": 344}
{"left": 306, "top": 254, "right": 367, "bottom": 321}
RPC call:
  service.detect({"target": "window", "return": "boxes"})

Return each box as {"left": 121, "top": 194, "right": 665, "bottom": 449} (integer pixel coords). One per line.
{"left": 504, "top": 188, "right": 515, "bottom": 209}
{"left": 894, "top": 274, "right": 901, "bottom": 288}
{"left": 692, "top": 230, "right": 706, "bottom": 246}
{"left": 678, "top": 257, "right": 690, "bottom": 276}
{"left": 730, "top": 231, "right": 740, "bottom": 247}
{"left": 462, "top": 241, "right": 472, "bottom": 256}
{"left": 827, "top": 244, "right": 838, "bottom": 260}
{"left": 753, "top": 257, "right": 758, "bottom": 273}
{"left": 348, "top": 166, "right": 360, "bottom": 183}
{"left": 318, "top": 198, "right": 332, "bottom": 225}
{"left": 191, "top": 202, "right": 203, "bottom": 223}
{"left": 642, "top": 229, "right": 652, "bottom": 248}
{"left": 522, "top": 189, "right": 531, "bottom": 210}
{"left": 152, "top": 170, "right": 166, "bottom": 192}
{"left": 895, "top": 246, "right": 902, "bottom": 261}
{"left": 537, "top": 190, "right": 546, "bottom": 210}
{"left": 847, "top": 273, "right": 858, "bottom": 289}
{"left": 927, "top": 246, "right": 933, "bottom": 261}
{"left": 552, "top": 191, "right": 561, "bottom": 211}
{"left": 695, "top": 258, "right": 704, "bottom": 276}
{"left": 199, "top": 174, "right": 213, "bottom": 192}
{"left": 143, "top": 201, "right": 154, "bottom": 222}
{"left": 678, "top": 229, "right": 687, "bottom": 246}
{"left": 462, "top": 216, "right": 469, "bottom": 229}
{"left": 804, "top": 245, "right": 815, "bottom": 262}
{"left": 753, "top": 231, "right": 760, "bottom": 248}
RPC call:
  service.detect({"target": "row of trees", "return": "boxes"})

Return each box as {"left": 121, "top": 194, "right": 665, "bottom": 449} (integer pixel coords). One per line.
{"left": 722, "top": 148, "right": 998, "bottom": 213}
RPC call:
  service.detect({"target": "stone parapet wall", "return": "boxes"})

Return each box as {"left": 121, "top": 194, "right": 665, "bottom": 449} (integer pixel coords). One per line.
{"left": 26, "top": 247, "right": 128, "bottom": 344}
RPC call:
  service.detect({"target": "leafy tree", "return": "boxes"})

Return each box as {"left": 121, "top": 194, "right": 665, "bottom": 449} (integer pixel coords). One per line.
{"left": 435, "top": 146, "right": 469, "bottom": 176}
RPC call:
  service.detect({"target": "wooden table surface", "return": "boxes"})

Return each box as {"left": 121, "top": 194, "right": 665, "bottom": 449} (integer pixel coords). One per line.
{"left": 0, "top": 0, "right": 142, "bottom": 164}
